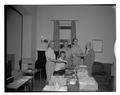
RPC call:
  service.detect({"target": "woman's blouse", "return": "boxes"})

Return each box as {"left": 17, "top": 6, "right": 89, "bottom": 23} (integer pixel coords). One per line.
{"left": 45, "top": 47, "right": 56, "bottom": 61}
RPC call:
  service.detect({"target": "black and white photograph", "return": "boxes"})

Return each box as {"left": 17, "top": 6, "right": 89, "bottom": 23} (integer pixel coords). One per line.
{"left": 4, "top": 4, "right": 116, "bottom": 92}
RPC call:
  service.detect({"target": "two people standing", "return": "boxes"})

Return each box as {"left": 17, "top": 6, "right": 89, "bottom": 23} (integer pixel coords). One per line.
{"left": 71, "top": 38, "right": 95, "bottom": 77}
{"left": 45, "top": 41, "right": 67, "bottom": 83}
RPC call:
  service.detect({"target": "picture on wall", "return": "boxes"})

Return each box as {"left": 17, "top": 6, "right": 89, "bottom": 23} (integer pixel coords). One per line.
{"left": 92, "top": 39, "right": 103, "bottom": 53}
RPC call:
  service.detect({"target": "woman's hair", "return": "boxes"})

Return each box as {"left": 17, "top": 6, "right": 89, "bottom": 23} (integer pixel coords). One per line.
{"left": 47, "top": 40, "right": 54, "bottom": 48}
{"left": 72, "top": 38, "right": 78, "bottom": 45}
{"left": 60, "top": 51, "right": 66, "bottom": 56}
{"left": 85, "top": 41, "right": 92, "bottom": 49}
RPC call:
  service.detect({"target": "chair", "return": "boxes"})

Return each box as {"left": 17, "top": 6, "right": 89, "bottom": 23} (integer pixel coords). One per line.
{"left": 92, "top": 62, "right": 113, "bottom": 91}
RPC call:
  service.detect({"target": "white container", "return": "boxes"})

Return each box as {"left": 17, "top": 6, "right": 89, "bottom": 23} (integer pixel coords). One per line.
{"left": 43, "top": 85, "right": 67, "bottom": 91}
{"left": 69, "top": 79, "right": 77, "bottom": 85}
{"left": 79, "top": 77, "right": 98, "bottom": 91}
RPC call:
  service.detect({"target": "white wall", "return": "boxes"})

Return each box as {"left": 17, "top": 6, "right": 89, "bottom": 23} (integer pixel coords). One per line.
{"left": 36, "top": 6, "right": 116, "bottom": 64}
{"left": 30, "top": 7, "right": 37, "bottom": 64}
{"left": 14, "top": 6, "right": 37, "bottom": 68}
{"left": 22, "top": 16, "right": 32, "bottom": 58}
{"left": 7, "top": 7, "right": 22, "bottom": 70}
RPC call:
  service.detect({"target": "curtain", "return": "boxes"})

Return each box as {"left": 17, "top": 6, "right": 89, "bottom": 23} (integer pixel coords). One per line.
{"left": 71, "top": 21, "right": 76, "bottom": 42}
{"left": 53, "top": 20, "right": 60, "bottom": 51}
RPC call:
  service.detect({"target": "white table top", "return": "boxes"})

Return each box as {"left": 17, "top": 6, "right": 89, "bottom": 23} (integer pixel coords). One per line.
{"left": 7, "top": 76, "right": 32, "bottom": 89}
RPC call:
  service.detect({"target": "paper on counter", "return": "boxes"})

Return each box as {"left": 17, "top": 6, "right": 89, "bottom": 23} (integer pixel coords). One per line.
{"left": 79, "top": 77, "right": 98, "bottom": 91}
{"left": 58, "top": 86, "right": 67, "bottom": 91}
{"left": 69, "top": 79, "right": 77, "bottom": 85}
{"left": 79, "top": 77, "right": 96, "bottom": 84}
{"left": 43, "top": 85, "right": 67, "bottom": 91}
{"left": 49, "top": 76, "right": 67, "bottom": 86}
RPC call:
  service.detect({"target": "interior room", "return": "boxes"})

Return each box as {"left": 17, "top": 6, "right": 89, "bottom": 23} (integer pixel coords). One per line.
{"left": 5, "top": 5, "right": 116, "bottom": 92}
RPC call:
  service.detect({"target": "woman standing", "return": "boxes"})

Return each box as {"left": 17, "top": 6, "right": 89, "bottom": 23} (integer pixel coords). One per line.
{"left": 45, "top": 41, "right": 56, "bottom": 83}
{"left": 84, "top": 41, "right": 95, "bottom": 76}
{"left": 71, "top": 38, "right": 83, "bottom": 66}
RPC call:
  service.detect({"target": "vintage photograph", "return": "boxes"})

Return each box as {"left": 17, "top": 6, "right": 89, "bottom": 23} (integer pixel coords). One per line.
{"left": 5, "top": 5, "right": 116, "bottom": 92}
